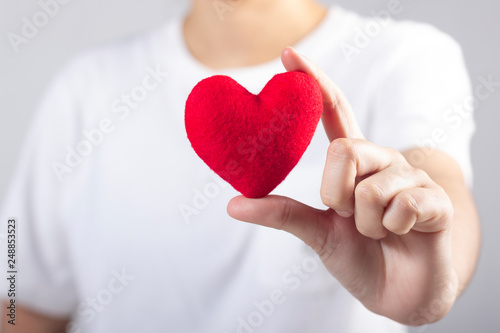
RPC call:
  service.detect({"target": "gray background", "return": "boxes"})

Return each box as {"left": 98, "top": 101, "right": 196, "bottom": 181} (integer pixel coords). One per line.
{"left": 0, "top": 0, "right": 498, "bottom": 332}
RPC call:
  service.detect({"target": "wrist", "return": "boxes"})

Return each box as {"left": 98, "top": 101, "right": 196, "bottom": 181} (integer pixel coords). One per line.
{"left": 405, "top": 268, "right": 459, "bottom": 326}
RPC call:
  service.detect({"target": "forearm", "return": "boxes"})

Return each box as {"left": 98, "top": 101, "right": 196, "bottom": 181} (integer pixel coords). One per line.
{"left": 1, "top": 301, "right": 69, "bottom": 333}
{"left": 403, "top": 148, "right": 481, "bottom": 296}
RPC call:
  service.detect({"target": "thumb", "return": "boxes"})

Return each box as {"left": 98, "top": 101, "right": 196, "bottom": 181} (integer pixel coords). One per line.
{"left": 227, "top": 195, "right": 334, "bottom": 255}
{"left": 227, "top": 195, "right": 381, "bottom": 299}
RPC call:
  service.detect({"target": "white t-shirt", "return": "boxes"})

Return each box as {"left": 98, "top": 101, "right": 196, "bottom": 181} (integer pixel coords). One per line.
{"left": 0, "top": 5, "right": 474, "bottom": 333}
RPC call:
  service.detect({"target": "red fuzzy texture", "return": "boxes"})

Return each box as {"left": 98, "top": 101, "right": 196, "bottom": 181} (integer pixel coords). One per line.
{"left": 185, "top": 71, "right": 323, "bottom": 198}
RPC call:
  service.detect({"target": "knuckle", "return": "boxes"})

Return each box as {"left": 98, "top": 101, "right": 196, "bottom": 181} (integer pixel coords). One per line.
{"left": 355, "top": 181, "right": 387, "bottom": 206}
{"left": 386, "top": 147, "right": 405, "bottom": 163}
{"left": 327, "top": 138, "right": 357, "bottom": 161}
{"left": 278, "top": 198, "right": 293, "bottom": 231}
{"left": 385, "top": 146, "right": 401, "bottom": 157}
{"left": 392, "top": 162, "right": 412, "bottom": 176}
{"left": 413, "top": 167, "right": 430, "bottom": 181}
{"left": 396, "top": 192, "right": 420, "bottom": 217}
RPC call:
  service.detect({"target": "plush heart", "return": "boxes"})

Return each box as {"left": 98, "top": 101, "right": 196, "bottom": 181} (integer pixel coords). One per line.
{"left": 185, "top": 71, "right": 323, "bottom": 198}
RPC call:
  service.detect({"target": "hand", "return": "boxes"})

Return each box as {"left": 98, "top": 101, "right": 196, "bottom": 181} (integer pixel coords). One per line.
{"left": 227, "top": 47, "right": 460, "bottom": 325}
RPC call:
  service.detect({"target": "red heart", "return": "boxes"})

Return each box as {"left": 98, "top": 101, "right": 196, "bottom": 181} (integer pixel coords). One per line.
{"left": 185, "top": 72, "right": 323, "bottom": 198}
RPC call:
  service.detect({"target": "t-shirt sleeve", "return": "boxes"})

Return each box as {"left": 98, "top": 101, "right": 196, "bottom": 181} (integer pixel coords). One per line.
{"left": 368, "top": 26, "right": 475, "bottom": 185}
{"left": 0, "top": 63, "right": 83, "bottom": 318}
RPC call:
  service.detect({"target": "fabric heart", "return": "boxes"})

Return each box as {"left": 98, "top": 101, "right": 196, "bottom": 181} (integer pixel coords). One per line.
{"left": 185, "top": 71, "right": 323, "bottom": 198}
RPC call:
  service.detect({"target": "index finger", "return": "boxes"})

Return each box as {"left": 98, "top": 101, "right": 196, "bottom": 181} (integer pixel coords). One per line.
{"left": 281, "top": 47, "right": 364, "bottom": 141}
